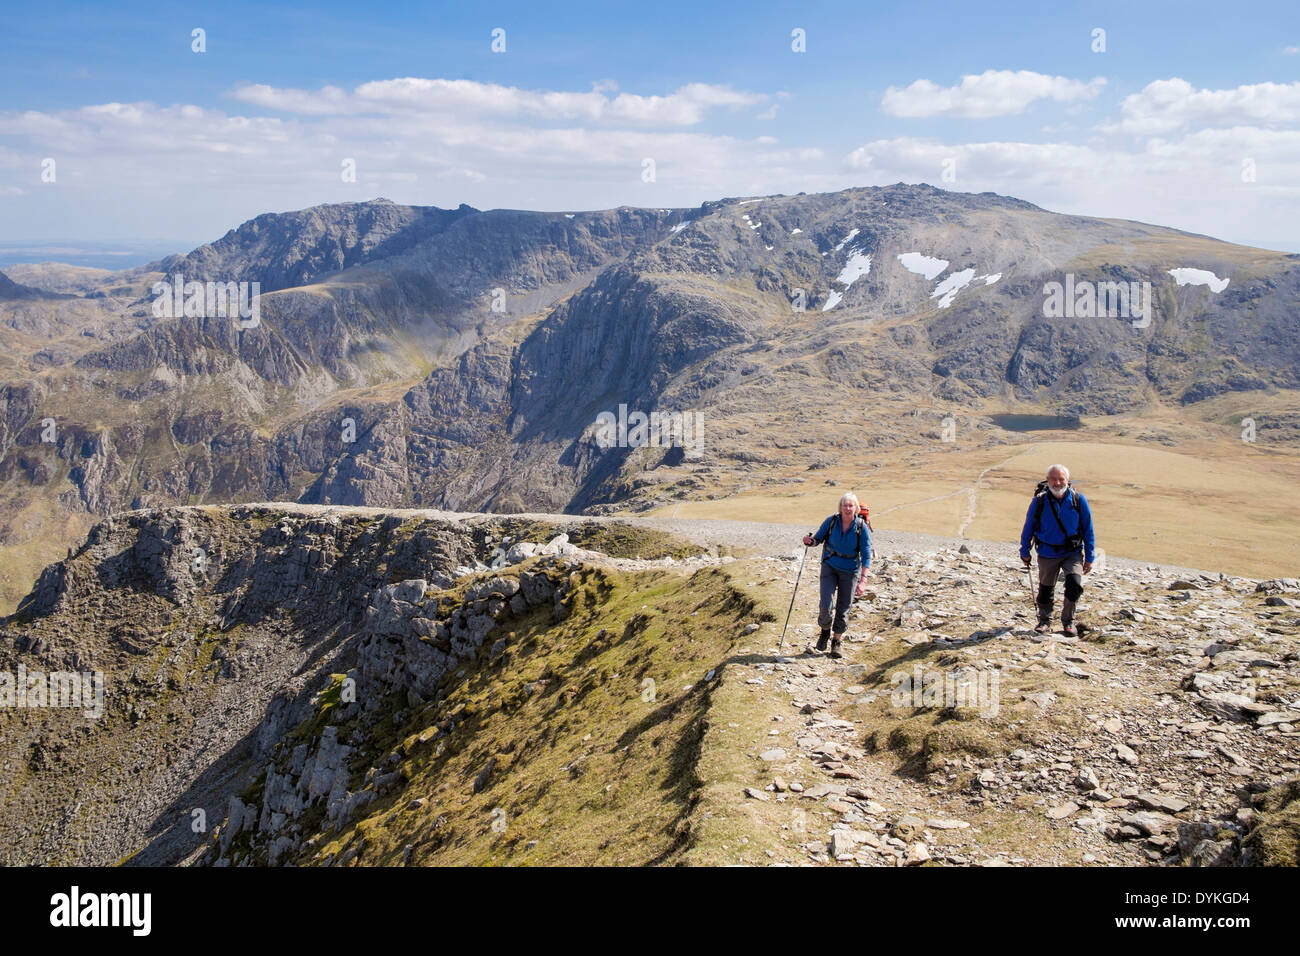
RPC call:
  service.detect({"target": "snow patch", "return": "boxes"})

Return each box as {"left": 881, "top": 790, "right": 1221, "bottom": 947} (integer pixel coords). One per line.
{"left": 738, "top": 199, "right": 762, "bottom": 205}
{"left": 822, "top": 291, "right": 843, "bottom": 311}
{"left": 979, "top": 273, "right": 1001, "bottom": 285}
{"left": 837, "top": 250, "right": 873, "bottom": 288}
{"left": 834, "top": 229, "right": 860, "bottom": 252}
{"left": 931, "top": 268, "right": 975, "bottom": 309}
{"left": 671, "top": 221, "right": 692, "bottom": 233}
{"left": 897, "top": 253, "right": 948, "bottom": 280}
{"left": 564, "top": 214, "right": 575, "bottom": 219}
{"left": 1168, "top": 268, "right": 1229, "bottom": 293}
{"left": 791, "top": 228, "right": 803, "bottom": 235}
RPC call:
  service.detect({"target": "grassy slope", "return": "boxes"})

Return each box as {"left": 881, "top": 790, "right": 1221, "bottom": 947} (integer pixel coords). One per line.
{"left": 254, "top": 562, "right": 779, "bottom": 867}
{"left": 648, "top": 428, "right": 1300, "bottom": 577}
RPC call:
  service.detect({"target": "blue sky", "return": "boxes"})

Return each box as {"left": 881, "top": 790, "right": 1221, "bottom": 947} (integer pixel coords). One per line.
{"left": 2, "top": 0, "right": 1298, "bottom": 253}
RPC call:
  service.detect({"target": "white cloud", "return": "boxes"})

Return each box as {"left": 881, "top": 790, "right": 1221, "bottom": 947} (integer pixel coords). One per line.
{"left": 231, "top": 77, "right": 766, "bottom": 127}
{"left": 881, "top": 70, "right": 1106, "bottom": 119}
{"left": 846, "top": 130, "right": 1300, "bottom": 241}
{"left": 0, "top": 89, "right": 853, "bottom": 238}
{"left": 1284, "top": 46, "right": 1300, "bottom": 55}
{"left": 1113, "top": 78, "right": 1300, "bottom": 135}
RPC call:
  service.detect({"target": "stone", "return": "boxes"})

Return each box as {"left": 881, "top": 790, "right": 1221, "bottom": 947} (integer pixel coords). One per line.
{"left": 759, "top": 749, "right": 787, "bottom": 762}
{"left": 1047, "top": 802, "right": 1079, "bottom": 820}
{"left": 472, "top": 757, "right": 496, "bottom": 793}
{"left": 540, "top": 533, "right": 571, "bottom": 555}
{"left": 1176, "top": 822, "right": 1218, "bottom": 856}
{"left": 904, "top": 842, "right": 931, "bottom": 865}
{"left": 1114, "top": 743, "right": 1139, "bottom": 766}
{"left": 1196, "top": 692, "right": 1259, "bottom": 723}
{"left": 1136, "top": 792, "right": 1190, "bottom": 814}
{"left": 830, "top": 831, "right": 857, "bottom": 859}
{"left": 1256, "top": 712, "right": 1297, "bottom": 727}
{"left": 743, "top": 787, "right": 770, "bottom": 801}
{"left": 1122, "top": 811, "right": 1178, "bottom": 836}
{"left": 1075, "top": 767, "right": 1100, "bottom": 791}
{"left": 1190, "top": 839, "right": 1238, "bottom": 867}
{"left": 1210, "top": 649, "right": 1281, "bottom": 668}
{"left": 927, "top": 818, "right": 970, "bottom": 830}
{"left": 892, "top": 814, "right": 925, "bottom": 840}
{"left": 800, "top": 783, "right": 840, "bottom": 799}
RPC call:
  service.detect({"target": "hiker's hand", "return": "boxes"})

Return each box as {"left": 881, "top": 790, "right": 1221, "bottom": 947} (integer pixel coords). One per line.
{"left": 803, "top": 534, "right": 814, "bottom": 546}
{"left": 1083, "top": 561, "right": 1093, "bottom": 574}
{"left": 1021, "top": 555, "right": 1031, "bottom": 567}
{"left": 855, "top": 580, "right": 868, "bottom": 598}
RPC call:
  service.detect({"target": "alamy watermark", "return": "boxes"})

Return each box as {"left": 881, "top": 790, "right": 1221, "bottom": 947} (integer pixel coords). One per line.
{"left": 151, "top": 273, "right": 260, "bottom": 328}
{"left": 594, "top": 404, "right": 704, "bottom": 451}
{"left": 1, "top": 665, "right": 104, "bottom": 718}
{"left": 891, "top": 663, "right": 999, "bottom": 718}
{"left": 1042, "top": 274, "right": 1150, "bottom": 329}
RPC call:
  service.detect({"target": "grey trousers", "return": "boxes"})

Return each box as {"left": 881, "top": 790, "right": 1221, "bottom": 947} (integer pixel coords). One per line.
{"left": 818, "top": 563, "right": 856, "bottom": 634}
{"left": 1037, "top": 552, "right": 1084, "bottom": 623}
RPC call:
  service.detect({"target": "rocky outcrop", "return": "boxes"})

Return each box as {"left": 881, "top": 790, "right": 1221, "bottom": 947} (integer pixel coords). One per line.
{"left": 201, "top": 555, "right": 578, "bottom": 866}
{"left": 0, "top": 504, "right": 615, "bottom": 866}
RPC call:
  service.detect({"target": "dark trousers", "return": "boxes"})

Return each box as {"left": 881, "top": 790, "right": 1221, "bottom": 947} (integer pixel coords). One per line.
{"left": 818, "top": 562, "right": 856, "bottom": 634}
{"left": 1037, "top": 552, "right": 1084, "bottom": 623}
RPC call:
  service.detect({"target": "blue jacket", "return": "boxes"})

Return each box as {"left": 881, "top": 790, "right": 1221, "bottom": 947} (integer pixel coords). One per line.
{"left": 1020, "top": 489, "right": 1095, "bottom": 563}
{"left": 813, "top": 514, "right": 871, "bottom": 573}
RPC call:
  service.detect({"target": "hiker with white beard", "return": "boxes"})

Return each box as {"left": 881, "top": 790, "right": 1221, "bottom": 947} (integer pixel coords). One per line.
{"left": 1020, "top": 464, "right": 1096, "bottom": 636}
{"left": 802, "top": 492, "right": 871, "bottom": 659}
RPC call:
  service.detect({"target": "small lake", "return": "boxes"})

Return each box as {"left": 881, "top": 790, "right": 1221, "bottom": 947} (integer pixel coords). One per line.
{"left": 989, "top": 414, "right": 1082, "bottom": 432}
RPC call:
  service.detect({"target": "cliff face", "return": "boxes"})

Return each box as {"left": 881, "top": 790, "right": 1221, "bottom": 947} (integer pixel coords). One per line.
{"left": 0, "top": 505, "right": 477, "bottom": 864}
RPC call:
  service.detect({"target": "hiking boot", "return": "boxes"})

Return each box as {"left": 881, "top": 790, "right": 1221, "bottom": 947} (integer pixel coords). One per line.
{"left": 1034, "top": 620, "right": 1052, "bottom": 634}
{"left": 816, "top": 629, "right": 831, "bottom": 652}
{"left": 1062, "top": 621, "right": 1078, "bottom": 637}
{"left": 829, "top": 638, "right": 844, "bottom": 659}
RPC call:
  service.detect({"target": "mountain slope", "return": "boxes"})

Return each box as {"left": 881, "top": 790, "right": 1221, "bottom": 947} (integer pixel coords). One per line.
{"left": 2, "top": 186, "right": 1299, "bottom": 615}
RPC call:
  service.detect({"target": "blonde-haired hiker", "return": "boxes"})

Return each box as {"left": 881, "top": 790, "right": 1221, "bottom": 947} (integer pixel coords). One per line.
{"left": 802, "top": 492, "right": 872, "bottom": 658}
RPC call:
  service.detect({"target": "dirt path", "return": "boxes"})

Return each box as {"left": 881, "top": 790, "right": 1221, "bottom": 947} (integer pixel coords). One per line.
{"left": 692, "top": 543, "right": 1298, "bottom": 867}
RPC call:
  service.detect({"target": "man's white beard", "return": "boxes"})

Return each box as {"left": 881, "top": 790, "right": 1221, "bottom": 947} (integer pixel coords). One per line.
{"left": 1050, "top": 484, "right": 1068, "bottom": 498}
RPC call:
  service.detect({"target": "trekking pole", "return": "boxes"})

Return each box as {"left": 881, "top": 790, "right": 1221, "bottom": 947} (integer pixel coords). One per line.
{"left": 778, "top": 543, "right": 810, "bottom": 652}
